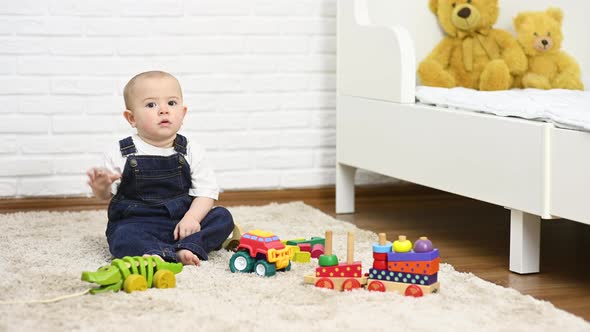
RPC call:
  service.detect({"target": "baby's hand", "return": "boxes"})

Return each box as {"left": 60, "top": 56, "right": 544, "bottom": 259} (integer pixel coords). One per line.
{"left": 174, "top": 215, "right": 201, "bottom": 241}
{"left": 86, "top": 167, "right": 121, "bottom": 200}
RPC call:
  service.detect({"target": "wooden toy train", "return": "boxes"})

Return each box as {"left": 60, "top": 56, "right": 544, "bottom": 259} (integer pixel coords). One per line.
{"left": 303, "top": 231, "right": 440, "bottom": 297}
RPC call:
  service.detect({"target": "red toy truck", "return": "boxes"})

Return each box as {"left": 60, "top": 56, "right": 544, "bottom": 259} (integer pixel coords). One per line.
{"left": 229, "top": 230, "right": 294, "bottom": 277}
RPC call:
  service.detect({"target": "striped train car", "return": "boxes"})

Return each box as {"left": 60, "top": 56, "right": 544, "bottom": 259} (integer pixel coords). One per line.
{"left": 366, "top": 234, "right": 440, "bottom": 297}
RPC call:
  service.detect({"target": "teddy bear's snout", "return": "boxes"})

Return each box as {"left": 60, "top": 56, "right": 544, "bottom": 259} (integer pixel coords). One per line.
{"left": 533, "top": 36, "right": 554, "bottom": 52}
{"left": 451, "top": 4, "right": 481, "bottom": 31}
{"left": 457, "top": 7, "right": 471, "bottom": 19}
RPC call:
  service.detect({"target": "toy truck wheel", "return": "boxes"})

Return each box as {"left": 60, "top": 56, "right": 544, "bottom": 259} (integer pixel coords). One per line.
{"left": 123, "top": 274, "right": 148, "bottom": 293}
{"left": 229, "top": 251, "right": 255, "bottom": 273}
{"left": 315, "top": 278, "right": 334, "bottom": 289}
{"left": 280, "top": 261, "right": 292, "bottom": 272}
{"left": 253, "top": 260, "right": 276, "bottom": 277}
{"left": 153, "top": 270, "right": 176, "bottom": 289}
{"left": 367, "top": 281, "right": 386, "bottom": 292}
{"left": 341, "top": 278, "right": 362, "bottom": 291}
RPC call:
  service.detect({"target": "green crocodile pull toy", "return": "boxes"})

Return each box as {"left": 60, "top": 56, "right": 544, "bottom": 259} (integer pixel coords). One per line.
{"left": 81, "top": 256, "right": 183, "bottom": 294}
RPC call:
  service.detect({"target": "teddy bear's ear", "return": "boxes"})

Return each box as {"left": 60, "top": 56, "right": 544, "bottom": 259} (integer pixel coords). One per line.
{"left": 513, "top": 13, "right": 527, "bottom": 29}
{"left": 428, "top": 0, "right": 438, "bottom": 14}
{"left": 546, "top": 7, "right": 563, "bottom": 24}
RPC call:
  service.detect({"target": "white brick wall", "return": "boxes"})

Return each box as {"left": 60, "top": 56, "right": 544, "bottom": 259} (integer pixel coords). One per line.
{"left": 0, "top": 0, "right": 392, "bottom": 198}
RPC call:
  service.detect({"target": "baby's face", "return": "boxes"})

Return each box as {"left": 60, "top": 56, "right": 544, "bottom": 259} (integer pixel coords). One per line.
{"left": 125, "top": 76, "right": 187, "bottom": 145}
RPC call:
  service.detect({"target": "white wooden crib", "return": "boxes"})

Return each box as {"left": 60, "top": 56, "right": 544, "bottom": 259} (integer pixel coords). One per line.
{"left": 335, "top": 0, "right": 590, "bottom": 274}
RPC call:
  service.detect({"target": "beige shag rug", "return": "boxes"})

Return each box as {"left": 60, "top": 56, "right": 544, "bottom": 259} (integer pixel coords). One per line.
{"left": 0, "top": 202, "right": 588, "bottom": 332}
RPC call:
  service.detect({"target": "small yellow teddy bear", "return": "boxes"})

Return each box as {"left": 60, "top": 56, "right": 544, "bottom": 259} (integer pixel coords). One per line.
{"left": 513, "top": 7, "right": 584, "bottom": 90}
{"left": 418, "top": 0, "right": 527, "bottom": 91}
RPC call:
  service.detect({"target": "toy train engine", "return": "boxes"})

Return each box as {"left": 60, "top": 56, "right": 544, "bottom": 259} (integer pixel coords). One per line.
{"left": 367, "top": 234, "right": 440, "bottom": 297}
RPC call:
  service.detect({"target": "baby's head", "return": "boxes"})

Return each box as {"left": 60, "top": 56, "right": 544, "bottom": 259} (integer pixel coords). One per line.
{"left": 123, "top": 71, "right": 187, "bottom": 146}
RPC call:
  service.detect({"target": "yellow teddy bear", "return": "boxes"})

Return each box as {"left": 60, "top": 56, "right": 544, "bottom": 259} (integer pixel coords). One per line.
{"left": 513, "top": 7, "right": 584, "bottom": 90}
{"left": 418, "top": 0, "right": 527, "bottom": 91}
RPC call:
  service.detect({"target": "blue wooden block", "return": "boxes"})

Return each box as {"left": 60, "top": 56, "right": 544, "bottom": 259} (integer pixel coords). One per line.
{"left": 372, "top": 242, "right": 392, "bottom": 253}
{"left": 387, "top": 248, "right": 439, "bottom": 262}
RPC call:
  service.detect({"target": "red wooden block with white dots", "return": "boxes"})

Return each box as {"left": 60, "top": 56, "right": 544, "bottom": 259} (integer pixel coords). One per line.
{"left": 315, "top": 262, "right": 363, "bottom": 278}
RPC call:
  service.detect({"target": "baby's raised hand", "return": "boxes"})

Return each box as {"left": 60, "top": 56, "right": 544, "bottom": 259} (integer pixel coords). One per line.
{"left": 86, "top": 167, "right": 121, "bottom": 199}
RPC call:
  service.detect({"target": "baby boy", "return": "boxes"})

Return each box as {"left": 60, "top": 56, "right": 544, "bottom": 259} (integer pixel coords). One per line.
{"left": 87, "top": 71, "right": 234, "bottom": 266}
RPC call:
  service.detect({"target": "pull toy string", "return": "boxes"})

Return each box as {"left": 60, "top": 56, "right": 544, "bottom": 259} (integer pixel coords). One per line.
{"left": 0, "top": 289, "right": 92, "bottom": 304}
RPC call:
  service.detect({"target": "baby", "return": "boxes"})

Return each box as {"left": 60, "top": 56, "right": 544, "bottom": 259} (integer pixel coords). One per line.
{"left": 87, "top": 70, "right": 234, "bottom": 266}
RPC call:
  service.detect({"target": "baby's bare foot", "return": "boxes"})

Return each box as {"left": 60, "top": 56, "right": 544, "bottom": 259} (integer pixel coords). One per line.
{"left": 177, "top": 249, "right": 201, "bottom": 266}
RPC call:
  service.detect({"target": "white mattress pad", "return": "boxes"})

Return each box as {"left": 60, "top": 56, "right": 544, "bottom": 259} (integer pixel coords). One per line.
{"left": 416, "top": 86, "right": 590, "bottom": 132}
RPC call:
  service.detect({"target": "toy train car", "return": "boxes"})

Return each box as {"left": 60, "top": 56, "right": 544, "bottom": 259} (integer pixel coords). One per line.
{"left": 303, "top": 232, "right": 440, "bottom": 297}
{"left": 303, "top": 258, "right": 369, "bottom": 291}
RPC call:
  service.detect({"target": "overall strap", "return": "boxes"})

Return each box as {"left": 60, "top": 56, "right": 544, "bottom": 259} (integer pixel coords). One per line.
{"left": 173, "top": 134, "right": 188, "bottom": 155}
{"left": 119, "top": 136, "right": 137, "bottom": 157}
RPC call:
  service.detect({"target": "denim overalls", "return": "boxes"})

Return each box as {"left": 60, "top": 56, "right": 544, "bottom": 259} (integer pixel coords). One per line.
{"left": 106, "top": 134, "right": 234, "bottom": 262}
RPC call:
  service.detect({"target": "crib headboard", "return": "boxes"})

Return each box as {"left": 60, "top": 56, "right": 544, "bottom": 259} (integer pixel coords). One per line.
{"left": 337, "top": 0, "right": 590, "bottom": 102}
{"left": 365, "top": 0, "right": 590, "bottom": 76}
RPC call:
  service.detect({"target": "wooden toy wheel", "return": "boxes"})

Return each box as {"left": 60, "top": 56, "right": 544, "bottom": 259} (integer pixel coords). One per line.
{"left": 341, "top": 278, "right": 362, "bottom": 291}
{"left": 405, "top": 284, "right": 424, "bottom": 297}
{"left": 123, "top": 274, "right": 148, "bottom": 293}
{"left": 153, "top": 270, "right": 176, "bottom": 289}
{"left": 315, "top": 278, "right": 334, "bottom": 289}
{"left": 367, "top": 280, "right": 386, "bottom": 292}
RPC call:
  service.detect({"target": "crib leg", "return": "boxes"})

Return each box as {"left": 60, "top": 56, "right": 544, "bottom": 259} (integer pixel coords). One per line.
{"left": 336, "top": 163, "right": 356, "bottom": 214}
{"left": 509, "top": 210, "right": 541, "bottom": 274}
